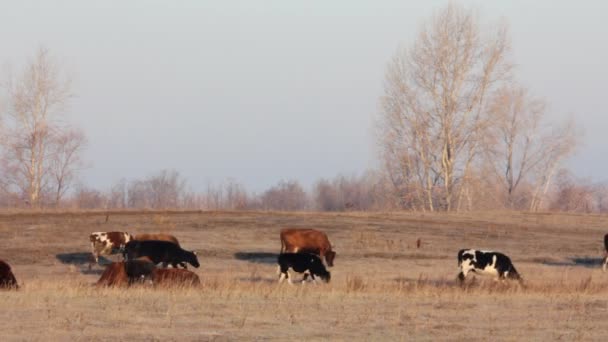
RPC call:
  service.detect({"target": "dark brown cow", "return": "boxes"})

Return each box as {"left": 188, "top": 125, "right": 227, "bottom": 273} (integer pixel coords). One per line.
{"left": 0, "top": 260, "right": 18, "bottom": 289}
{"left": 151, "top": 268, "right": 200, "bottom": 287}
{"left": 280, "top": 228, "right": 336, "bottom": 267}
{"left": 89, "top": 231, "right": 133, "bottom": 264}
{"left": 134, "top": 233, "right": 180, "bottom": 246}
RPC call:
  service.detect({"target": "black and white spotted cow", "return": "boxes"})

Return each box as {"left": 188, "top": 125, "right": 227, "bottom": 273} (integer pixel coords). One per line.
{"left": 457, "top": 249, "right": 522, "bottom": 283}
{"left": 277, "top": 253, "right": 331, "bottom": 284}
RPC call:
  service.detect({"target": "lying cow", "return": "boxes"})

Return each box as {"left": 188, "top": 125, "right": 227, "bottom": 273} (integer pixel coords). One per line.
{"left": 124, "top": 240, "right": 200, "bottom": 269}
{"left": 96, "top": 259, "right": 157, "bottom": 287}
{"left": 0, "top": 259, "right": 18, "bottom": 289}
{"left": 96, "top": 262, "right": 130, "bottom": 287}
{"left": 151, "top": 268, "right": 200, "bottom": 287}
{"left": 89, "top": 231, "right": 133, "bottom": 265}
{"left": 457, "top": 249, "right": 522, "bottom": 283}
{"left": 277, "top": 253, "right": 331, "bottom": 284}
{"left": 134, "top": 233, "right": 180, "bottom": 246}
{"left": 280, "top": 228, "right": 336, "bottom": 267}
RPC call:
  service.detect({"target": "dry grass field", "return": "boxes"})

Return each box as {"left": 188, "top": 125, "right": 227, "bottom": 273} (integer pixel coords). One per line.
{"left": 1, "top": 210, "right": 608, "bottom": 341}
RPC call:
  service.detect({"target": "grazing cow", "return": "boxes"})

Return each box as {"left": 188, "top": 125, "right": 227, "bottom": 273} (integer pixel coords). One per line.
{"left": 280, "top": 228, "right": 336, "bottom": 267}
{"left": 277, "top": 253, "right": 331, "bottom": 284}
{"left": 602, "top": 234, "right": 608, "bottom": 272}
{"left": 151, "top": 268, "right": 200, "bottom": 287}
{"left": 134, "top": 233, "right": 180, "bottom": 246}
{"left": 0, "top": 260, "right": 18, "bottom": 289}
{"left": 89, "top": 231, "right": 133, "bottom": 264}
{"left": 124, "top": 240, "right": 200, "bottom": 269}
{"left": 457, "top": 249, "right": 522, "bottom": 283}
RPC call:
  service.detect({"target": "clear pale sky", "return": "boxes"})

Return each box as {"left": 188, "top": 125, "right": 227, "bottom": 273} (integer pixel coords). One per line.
{"left": 1, "top": 0, "right": 607, "bottom": 192}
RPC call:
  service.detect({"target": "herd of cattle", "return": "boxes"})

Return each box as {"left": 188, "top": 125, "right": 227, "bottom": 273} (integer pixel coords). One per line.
{"left": 2, "top": 228, "right": 608, "bottom": 290}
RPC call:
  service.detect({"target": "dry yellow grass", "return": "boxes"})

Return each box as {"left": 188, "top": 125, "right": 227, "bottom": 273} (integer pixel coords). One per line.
{"left": 1, "top": 210, "right": 608, "bottom": 341}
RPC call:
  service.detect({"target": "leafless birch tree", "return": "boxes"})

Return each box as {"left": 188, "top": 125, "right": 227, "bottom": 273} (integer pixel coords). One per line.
{"left": 0, "top": 48, "right": 87, "bottom": 207}
{"left": 379, "top": 3, "right": 511, "bottom": 211}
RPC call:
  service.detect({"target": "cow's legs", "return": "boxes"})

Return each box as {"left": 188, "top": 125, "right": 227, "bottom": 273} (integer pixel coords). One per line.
{"left": 302, "top": 272, "right": 310, "bottom": 283}
{"left": 603, "top": 254, "right": 608, "bottom": 272}
{"left": 278, "top": 272, "right": 287, "bottom": 283}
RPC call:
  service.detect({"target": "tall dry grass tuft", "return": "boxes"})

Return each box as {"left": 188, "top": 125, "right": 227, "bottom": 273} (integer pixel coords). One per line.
{"left": 345, "top": 275, "right": 366, "bottom": 293}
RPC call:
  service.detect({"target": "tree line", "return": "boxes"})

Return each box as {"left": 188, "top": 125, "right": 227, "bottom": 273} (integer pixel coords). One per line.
{"left": 0, "top": 4, "right": 604, "bottom": 212}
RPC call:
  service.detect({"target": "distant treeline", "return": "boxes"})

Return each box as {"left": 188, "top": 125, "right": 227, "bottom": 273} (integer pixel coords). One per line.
{"left": 0, "top": 168, "right": 606, "bottom": 213}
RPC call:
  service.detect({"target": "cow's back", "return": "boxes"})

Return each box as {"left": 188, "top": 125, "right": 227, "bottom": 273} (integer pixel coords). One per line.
{"left": 125, "top": 240, "right": 191, "bottom": 266}
{"left": 134, "top": 233, "right": 180, "bottom": 246}
{"left": 96, "top": 262, "right": 129, "bottom": 287}
{"left": 152, "top": 268, "right": 200, "bottom": 287}
{"left": 281, "top": 228, "right": 331, "bottom": 252}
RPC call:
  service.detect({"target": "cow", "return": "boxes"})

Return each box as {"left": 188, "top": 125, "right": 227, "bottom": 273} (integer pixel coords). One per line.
{"left": 89, "top": 231, "right": 133, "bottom": 265}
{"left": 134, "top": 233, "right": 180, "bottom": 246}
{"left": 124, "top": 240, "right": 200, "bottom": 269}
{"left": 0, "top": 260, "right": 18, "bottom": 289}
{"left": 602, "top": 234, "right": 608, "bottom": 272}
{"left": 277, "top": 253, "right": 331, "bottom": 284}
{"left": 96, "top": 259, "right": 157, "bottom": 287}
{"left": 280, "top": 228, "right": 336, "bottom": 267}
{"left": 457, "top": 249, "right": 522, "bottom": 283}
{"left": 96, "top": 262, "right": 129, "bottom": 287}
{"left": 151, "top": 268, "right": 200, "bottom": 287}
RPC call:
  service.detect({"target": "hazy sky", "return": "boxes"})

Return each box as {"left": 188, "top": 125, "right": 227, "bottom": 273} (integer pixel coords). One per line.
{"left": 1, "top": 0, "right": 607, "bottom": 192}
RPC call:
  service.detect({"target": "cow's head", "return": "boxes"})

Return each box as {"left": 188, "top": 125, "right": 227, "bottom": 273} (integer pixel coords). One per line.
{"left": 318, "top": 270, "right": 331, "bottom": 283}
{"left": 325, "top": 250, "right": 336, "bottom": 267}
{"left": 187, "top": 251, "right": 200, "bottom": 268}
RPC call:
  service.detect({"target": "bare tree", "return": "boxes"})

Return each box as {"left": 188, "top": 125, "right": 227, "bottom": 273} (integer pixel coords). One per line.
{"left": 146, "top": 169, "right": 186, "bottom": 209}
{"left": 0, "top": 48, "right": 81, "bottom": 207}
{"left": 260, "top": 180, "right": 308, "bottom": 211}
{"left": 528, "top": 119, "right": 579, "bottom": 211}
{"left": 48, "top": 129, "right": 87, "bottom": 206}
{"left": 379, "top": 3, "right": 511, "bottom": 211}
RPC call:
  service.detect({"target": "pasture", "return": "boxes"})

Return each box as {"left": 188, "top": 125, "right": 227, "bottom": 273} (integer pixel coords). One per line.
{"left": 1, "top": 210, "right": 608, "bottom": 341}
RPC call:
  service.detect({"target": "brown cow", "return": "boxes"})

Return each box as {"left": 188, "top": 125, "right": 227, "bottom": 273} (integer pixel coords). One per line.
{"left": 0, "top": 260, "right": 18, "bottom": 289}
{"left": 96, "top": 259, "right": 156, "bottom": 287}
{"left": 151, "top": 268, "right": 200, "bottom": 287}
{"left": 134, "top": 233, "right": 180, "bottom": 246}
{"left": 96, "top": 262, "right": 129, "bottom": 287}
{"left": 280, "top": 228, "right": 336, "bottom": 267}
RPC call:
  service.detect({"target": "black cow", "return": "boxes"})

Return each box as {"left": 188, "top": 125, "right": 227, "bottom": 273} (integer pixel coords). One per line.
{"left": 125, "top": 259, "right": 157, "bottom": 284}
{"left": 124, "top": 240, "right": 200, "bottom": 269}
{"left": 457, "top": 249, "right": 522, "bottom": 283}
{"left": 277, "top": 253, "right": 331, "bottom": 284}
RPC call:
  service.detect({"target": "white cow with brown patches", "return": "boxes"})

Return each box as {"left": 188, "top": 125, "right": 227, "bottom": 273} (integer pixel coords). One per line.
{"left": 89, "top": 231, "right": 133, "bottom": 265}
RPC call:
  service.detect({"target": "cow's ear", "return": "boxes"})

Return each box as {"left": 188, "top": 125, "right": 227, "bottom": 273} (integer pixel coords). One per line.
{"left": 193, "top": 251, "right": 197, "bottom": 255}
